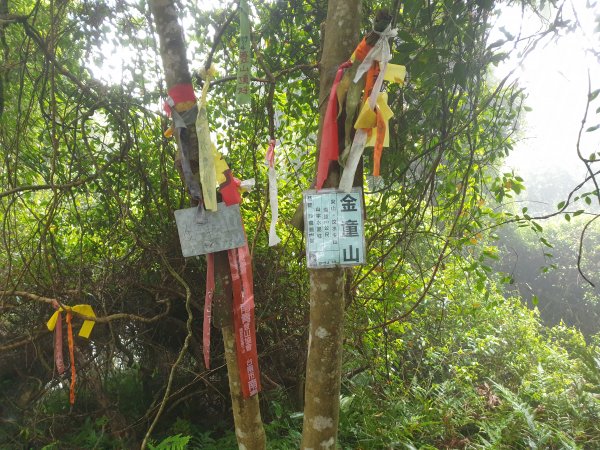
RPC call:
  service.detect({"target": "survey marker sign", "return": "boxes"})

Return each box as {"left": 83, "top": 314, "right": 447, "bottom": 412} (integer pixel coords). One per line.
{"left": 175, "top": 203, "right": 246, "bottom": 257}
{"left": 303, "top": 188, "right": 366, "bottom": 268}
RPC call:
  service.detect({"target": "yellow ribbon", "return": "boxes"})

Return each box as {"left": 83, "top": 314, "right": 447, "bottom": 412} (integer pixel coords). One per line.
{"left": 47, "top": 304, "right": 96, "bottom": 339}
{"left": 196, "top": 65, "right": 219, "bottom": 211}
{"left": 353, "top": 63, "right": 405, "bottom": 148}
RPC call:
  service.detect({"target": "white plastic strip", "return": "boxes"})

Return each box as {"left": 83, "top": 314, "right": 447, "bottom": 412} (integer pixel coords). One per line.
{"left": 338, "top": 129, "right": 368, "bottom": 193}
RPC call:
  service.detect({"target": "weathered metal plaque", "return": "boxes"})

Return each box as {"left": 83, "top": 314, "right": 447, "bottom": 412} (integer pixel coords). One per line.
{"left": 175, "top": 203, "right": 246, "bottom": 257}
{"left": 303, "top": 188, "right": 366, "bottom": 268}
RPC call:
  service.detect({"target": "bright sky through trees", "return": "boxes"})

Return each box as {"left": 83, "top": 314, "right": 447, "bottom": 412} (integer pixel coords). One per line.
{"left": 493, "top": 1, "right": 600, "bottom": 186}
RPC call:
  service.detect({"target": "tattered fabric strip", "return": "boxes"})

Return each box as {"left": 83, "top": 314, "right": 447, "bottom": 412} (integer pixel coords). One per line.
{"left": 354, "top": 25, "right": 397, "bottom": 110}
{"left": 339, "top": 25, "right": 398, "bottom": 191}
{"left": 203, "top": 253, "right": 215, "bottom": 369}
{"left": 339, "top": 129, "right": 369, "bottom": 192}
{"left": 47, "top": 304, "right": 96, "bottom": 405}
{"left": 196, "top": 68, "right": 218, "bottom": 211}
{"left": 66, "top": 312, "right": 76, "bottom": 405}
{"left": 54, "top": 307, "right": 65, "bottom": 375}
{"left": 266, "top": 139, "right": 281, "bottom": 246}
{"left": 236, "top": 0, "right": 252, "bottom": 104}
{"left": 316, "top": 60, "right": 353, "bottom": 190}
{"left": 228, "top": 243, "right": 261, "bottom": 398}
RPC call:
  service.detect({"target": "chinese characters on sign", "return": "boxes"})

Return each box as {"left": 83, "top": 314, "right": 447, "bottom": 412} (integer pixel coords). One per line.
{"left": 239, "top": 301, "right": 259, "bottom": 395}
{"left": 235, "top": 0, "right": 252, "bottom": 104}
{"left": 303, "top": 188, "right": 366, "bottom": 268}
{"left": 174, "top": 203, "right": 246, "bottom": 257}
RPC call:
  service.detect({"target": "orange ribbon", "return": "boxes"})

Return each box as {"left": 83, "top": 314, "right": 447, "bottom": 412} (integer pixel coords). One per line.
{"left": 373, "top": 108, "right": 386, "bottom": 177}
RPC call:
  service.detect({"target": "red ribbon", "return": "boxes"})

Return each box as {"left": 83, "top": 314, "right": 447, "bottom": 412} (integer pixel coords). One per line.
{"left": 203, "top": 253, "right": 215, "bottom": 369}
{"left": 316, "top": 61, "right": 353, "bottom": 190}
{"left": 219, "top": 169, "right": 242, "bottom": 206}
{"left": 228, "top": 244, "right": 261, "bottom": 398}
{"left": 163, "top": 83, "right": 196, "bottom": 115}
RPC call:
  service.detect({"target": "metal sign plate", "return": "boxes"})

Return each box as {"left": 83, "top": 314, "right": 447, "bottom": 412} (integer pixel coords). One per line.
{"left": 303, "top": 188, "right": 366, "bottom": 268}
{"left": 175, "top": 203, "right": 246, "bottom": 257}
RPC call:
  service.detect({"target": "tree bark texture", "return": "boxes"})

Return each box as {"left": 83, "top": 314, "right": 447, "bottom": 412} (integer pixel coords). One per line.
{"left": 223, "top": 325, "right": 266, "bottom": 450}
{"left": 149, "top": 0, "right": 198, "bottom": 171}
{"left": 301, "top": 1, "right": 361, "bottom": 449}
{"left": 149, "top": 2, "right": 265, "bottom": 448}
{"left": 214, "top": 251, "right": 266, "bottom": 450}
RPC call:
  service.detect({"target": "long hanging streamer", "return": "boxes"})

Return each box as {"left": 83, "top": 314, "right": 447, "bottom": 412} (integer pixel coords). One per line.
{"left": 203, "top": 253, "right": 215, "bottom": 369}
{"left": 53, "top": 304, "right": 65, "bottom": 375}
{"left": 228, "top": 243, "right": 261, "bottom": 398}
{"left": 339, "top": 25, "right": 398, "bottom": 192}
{"left": 339, "top": 129, "right": 369, "bottom": 192}
{"left": 196, "top": 66, "right": 218, "bottom": 211}
{"left": 373, "top": 108, "right": 386, "bottom": 177}
{"left": 266, "top": 139, "right": 281, "bottom": 246}
{"left": 354, "top": 25, "right": 397, "bottom": 110}
{"left": 66, "top": 312, "right": 76, "bottom": 405}
{"left": 316, "top": 61, "right": 353, "bottom": 190}
{"left": 236, "top": 0, "right": 252, "bottom": 104}
{"left": 47, "top": 304, "right": 96, "bottom": 405}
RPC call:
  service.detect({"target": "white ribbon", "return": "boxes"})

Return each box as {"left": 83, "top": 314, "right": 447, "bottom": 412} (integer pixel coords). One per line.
{"left": 266, "top": 140, "right": 281, "bottom": 246}
{"left": 353, "top": 25, "right": 398, "bottom": 110}
{"left": 339, "top": 129, "right": 368, "bottom": 193}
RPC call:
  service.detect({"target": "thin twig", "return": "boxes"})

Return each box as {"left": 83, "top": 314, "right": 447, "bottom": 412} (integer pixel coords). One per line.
{"left": 140, "top": 253, "right": 194, "bottom": 450}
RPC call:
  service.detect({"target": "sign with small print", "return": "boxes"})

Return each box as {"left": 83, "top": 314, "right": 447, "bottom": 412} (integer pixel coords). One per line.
{"left": 303, "top": 188, "right": 366, "bottom": 268}
{"left": 175, "top": 203, "right": 246, "bottom": 257}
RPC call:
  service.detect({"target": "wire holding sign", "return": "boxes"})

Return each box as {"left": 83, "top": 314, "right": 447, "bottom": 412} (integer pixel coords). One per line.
{"left": 303, "top": 188, "right": 366, "bottom": 268}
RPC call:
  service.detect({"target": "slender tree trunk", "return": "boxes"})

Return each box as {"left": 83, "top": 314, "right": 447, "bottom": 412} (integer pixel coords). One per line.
{"left": 149, "top": 2, "right": 265, "bottom": 448}
{"left": 214, "top": 252, "right": 266, "bottom": 450}
{"left": 301, "top": 2, "right": 361, "bottom": 449}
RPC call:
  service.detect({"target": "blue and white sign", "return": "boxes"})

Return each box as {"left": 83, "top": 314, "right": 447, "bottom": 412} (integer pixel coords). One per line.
{"left": 303, "top": 188, "right": 366, "bottom": 268}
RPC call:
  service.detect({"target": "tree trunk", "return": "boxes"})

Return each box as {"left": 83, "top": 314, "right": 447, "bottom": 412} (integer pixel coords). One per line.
{"left": 223, "top": 326, "right": 266, "bottom": 449}
{"left": 214, "top": 251, "right": 266, "bottom": 450}
{"left": 301, "top": 1, "right": 361, "bottom": 449}
{"left": 149, "top": 2, "right": 265, "bottom": 448}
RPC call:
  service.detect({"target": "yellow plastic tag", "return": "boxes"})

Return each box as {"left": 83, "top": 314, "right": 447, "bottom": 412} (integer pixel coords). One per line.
{"left": 355, "top": 92, "right": 393, "bottom": 130}
{"left": 47, "top": 304, "right": 96, "bottom": 339}
{"left": 384, "top": 64, "right": 406, "bottom": 85}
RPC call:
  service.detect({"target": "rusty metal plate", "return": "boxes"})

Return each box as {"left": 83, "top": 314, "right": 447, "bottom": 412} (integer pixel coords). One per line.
{"left": 175, "top": 203, "right": 246, "bottom": 257}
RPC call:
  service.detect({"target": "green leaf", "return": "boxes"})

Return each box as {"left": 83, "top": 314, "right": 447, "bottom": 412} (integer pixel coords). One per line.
{"left": 586, "top": 124, "right": 600, "bottom": 133}
{"left": 557, "top": 201, "right": 566, "bottom": 210}
{"left": 532, "top": 295, "right": 539, "bottom": 306}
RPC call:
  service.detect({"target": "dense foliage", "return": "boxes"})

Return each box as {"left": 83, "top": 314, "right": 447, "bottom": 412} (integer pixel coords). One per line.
{"left": 1, "top": 0, "right": 599, "bottom": 448}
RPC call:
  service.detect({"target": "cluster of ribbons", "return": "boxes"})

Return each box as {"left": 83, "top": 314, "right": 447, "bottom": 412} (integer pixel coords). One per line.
{"left": 165, "top": 67, "right": 260, "bottom": 398}
{"left": 47, "top": 303, "right": 96, "bottom": 405}
{"left": 202, "top": 238, "right": 261, "bottom": 398}
{"left": 165, "top": 68, "right": 245, "bottom": 214}
{"left": 316, "top": 23, "right": 406, "bottom": 192}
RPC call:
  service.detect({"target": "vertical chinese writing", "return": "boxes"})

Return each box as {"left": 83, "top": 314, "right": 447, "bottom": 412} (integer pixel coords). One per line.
{"left": 236, "top": 0, "right": 252, "bottom": 104}
{"left": 304, "top": 189, "right": 364, "bottom": 268}
{"left": 337, "top": 191, "right": 364, "bottom": 266}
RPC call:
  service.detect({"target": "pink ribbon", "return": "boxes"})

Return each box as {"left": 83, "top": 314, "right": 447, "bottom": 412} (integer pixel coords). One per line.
{"left": 266, "top": 139, "right": 276, "bottom": 168}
